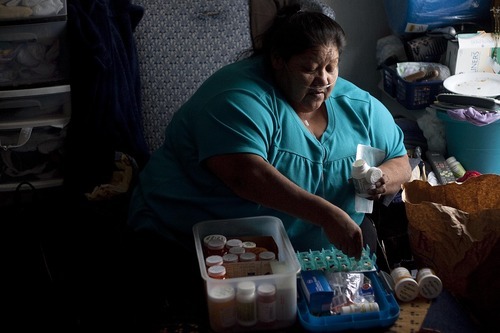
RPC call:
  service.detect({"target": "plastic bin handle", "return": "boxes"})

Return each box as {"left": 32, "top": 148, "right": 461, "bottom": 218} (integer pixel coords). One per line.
{"left": 0, "top": 33, "right": 37, "bottom": 43}
{"left": 0, "top": 127, "right": 32, "bottom": 150}
{"left": 0, "top": 99, "right": 41, "bottom": 110}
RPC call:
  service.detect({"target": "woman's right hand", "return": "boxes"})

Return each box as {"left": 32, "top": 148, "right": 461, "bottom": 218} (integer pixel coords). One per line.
{"left": 318, "top": 211, "right": 363, "bottom": 259}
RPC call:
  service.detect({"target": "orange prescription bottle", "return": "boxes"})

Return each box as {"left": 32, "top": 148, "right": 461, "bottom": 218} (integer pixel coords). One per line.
{"left": 207, "top": 285, "right": 237, "bottom": 330}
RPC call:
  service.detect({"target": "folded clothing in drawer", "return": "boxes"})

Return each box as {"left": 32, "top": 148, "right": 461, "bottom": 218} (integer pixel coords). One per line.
{"left": 0, "top": 0, "right": 66, "bottom": 22}
{"left": 0, "top": 20, "right": 69, "bottom": 88}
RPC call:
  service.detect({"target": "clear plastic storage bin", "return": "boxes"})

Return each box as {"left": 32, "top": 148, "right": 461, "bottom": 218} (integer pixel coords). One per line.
{"left": 193, "top": 216, "right": 301, "bottom": 332}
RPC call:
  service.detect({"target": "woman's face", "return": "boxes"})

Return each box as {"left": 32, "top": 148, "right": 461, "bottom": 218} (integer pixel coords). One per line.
{"left": 272, "top": 44, "right": 339, "bottom": 114}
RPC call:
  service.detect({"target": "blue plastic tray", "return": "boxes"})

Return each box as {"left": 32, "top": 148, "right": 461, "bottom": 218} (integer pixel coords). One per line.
{"left": 297, "top": 271, "right": 400, "bottom": 332}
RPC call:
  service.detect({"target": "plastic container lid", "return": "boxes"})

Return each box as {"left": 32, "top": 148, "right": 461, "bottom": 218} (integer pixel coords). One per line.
{"left": 240, "top": 252, "right": 257, "bottom": 262}
{"left": 208, "top": 265, "right": 226, "bottom": 279}
{"left": 229, "top": 246, "right": 245, "bottom": 255}
{"left": 205, "top": 255, "right": 223, "bottom": 267}
{"left": 208, "top": 285, "right": 235, "bottom": 302}
{"left": 242, "top": 241, "right": 256, "bottom": 249}
{"left": 257, "top": 283, "right": 276, "bottom": 297}
{"left": 207, "top": 238, "right": 225, "bottom": 251}
{"left": 226, "top": 238, "right": 243, "bottom": 249}
{"left": 367, "top": 167, "right": 383, "bottom": 184}
{"left": 203, "top": 234, "right": 227, "bottom": 247}
{"left": 394, "top": 277, "right": 419, "bottom": 302}
{"left": 237, "top": 281, "right": 256, "bottom": 295}
{"left": 222, "top": 253, "right": 239, "bottom": 263}
{"left": 417, "top": 269, "right": 443, "bottom": 299}
{"left": 258, "top": 251, "right": 276, "bottom": 261}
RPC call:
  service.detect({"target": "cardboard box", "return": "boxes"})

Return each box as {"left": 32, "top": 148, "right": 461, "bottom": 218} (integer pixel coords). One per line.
{"left": 299, "top": 270, "right": 334, "bottom": 314}
{"left": 445, "top": 32, "right": 499, "bottom": 75}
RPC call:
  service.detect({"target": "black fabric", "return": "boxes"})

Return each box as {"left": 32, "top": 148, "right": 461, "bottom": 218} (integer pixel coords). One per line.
{"left": 360, "top": 214, "right": 378, "bottom": 256}
{"left": 122, "top": 228, "right": 210, "bottom": 332}
{"left": 370, "top": 200, "right": 413, "bottom": 272}
{"left": 65, "top": 0, "right": 150, "bottom": 195}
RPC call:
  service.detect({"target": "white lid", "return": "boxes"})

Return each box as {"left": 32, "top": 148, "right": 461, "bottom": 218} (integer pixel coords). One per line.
{"left": 394, "top": 277, "right": 419, "bottom": 302}
{"left": 207, "top": 238, "right": 225, "bottom": 250}
{"left": 239, "top": 252, "right": 257, "bottom": 262}
{"left": 353, "top": 159, "right": 368, "bottom": 169}
{"left": 207, "top": 265, "right": 226, "bottom": 278}
{"left": 366, "top": 167, "right": 383, "bottom": 184}
{"left": 258, "top": 251, "right": 276, "bottom": 261}
{"left": 226, "top": 238, "right": 243, "bottom": 248}
{"left": 418, "top": 274, "right": 442, "bottom": 299}
{"left": 205, "top": 255, "right": 223, "bottom": 267}
{"left": 237, "top": 281, "right": 256, "bottom": 294}
{"left": 242, "top": 241, "right": 256, "bottom": 249}
{"left": 208, "top": 285, "right": 235, "bottom": 302}
{"left": 352, "top": 159, "right": 370, "bottom": 176}
{"left": 229, "top": 246, "right": 245, "bottom": 255}
{"left": 445, "top": 156, "right": 457, "bottom": 164}
{"left": 203, "top": 234, "right": 227, "bottom": 246}
{"left": 257, "top": 283, "right": 276, "bottom": 296}
{"left": 222, "top": 253, "right": 239, "bottom": 263}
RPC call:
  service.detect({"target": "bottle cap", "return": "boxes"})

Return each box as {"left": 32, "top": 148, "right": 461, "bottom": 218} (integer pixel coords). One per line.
{"left": 203, "top": 234, "right": 227, "bottom": 247}
{"left": 394, "top": 277, "right": 419, "bottom": 302}
{"left": 205, "top": 255, "right": 223, "bottom": 267}
{"left": 445, "top": 156, "right": 457, "bottom": 164}
{"left": 222, "top": 253, "right": 239, "bottom": 263}
{"left": 229, "top": 246, "right": 245, "bottom": 255}
{"left": 239, "top": 252, "right": 257, "bottom": 262}
{"left": 237, "top": 281, "right": 256, "bottom": 295}
{"left": 258, "top": 251, "right": 276, "bottom": 261}
{"left": 207, "top": 239, "right": 225, "bottom": 251}
{"left": 257, "top": 283, "right": 276, "bottom": 296}
{"left": 417, "top": 268, "right": 442, "bottom": 299}
{"left": 226, "top": 238, "right": 243, "bottom": 249}
{"left": 242, "top": 241, "right": 256, "bottom": 249}
{"left": 208, "top": 265, "right": 226, "bottom": 278}
{"left": 352, "top": 159, "right": 370, "bottom": 174}
{"left": 366, "top": 167, "right": 383, "bottom": 184}
{"left": 208, "top": 285, "right": 235, "bottom": 302}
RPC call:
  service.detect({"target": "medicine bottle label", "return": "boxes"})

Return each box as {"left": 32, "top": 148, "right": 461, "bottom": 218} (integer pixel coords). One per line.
{"left": 417, "top": 268, "right": 442, "bottom": 299}
{"left": 391, "top": 267, "right": 419, "bottom": 302}
{"left": 207, "top": 285, "right": 236, "bottom": 330}
{"left": 257, "top": 283, "right": 276, "bottom": 323}
{"left": 236, "top": 281, "right": 257, "bottom": 327}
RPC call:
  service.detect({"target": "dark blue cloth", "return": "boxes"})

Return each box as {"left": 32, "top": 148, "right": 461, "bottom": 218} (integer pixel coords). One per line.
{"left": 65, "top": 0, "right": 150, "bottom": 194}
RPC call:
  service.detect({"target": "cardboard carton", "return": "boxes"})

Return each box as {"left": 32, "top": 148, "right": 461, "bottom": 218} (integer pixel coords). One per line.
{"left": 445, "top": 32, "right": 499, "bottom": 75}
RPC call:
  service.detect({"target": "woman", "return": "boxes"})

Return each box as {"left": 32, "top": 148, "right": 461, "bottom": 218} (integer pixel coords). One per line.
{"left": 126, "top": 4, "right": 411, "bottom": 328}
{"left": 128, "top": 5, "right": 411, "bottom": 258}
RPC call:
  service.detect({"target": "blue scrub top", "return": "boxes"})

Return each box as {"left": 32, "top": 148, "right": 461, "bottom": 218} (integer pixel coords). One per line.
{"left": 128, "top": 56, "right": 407, "bottom": 252}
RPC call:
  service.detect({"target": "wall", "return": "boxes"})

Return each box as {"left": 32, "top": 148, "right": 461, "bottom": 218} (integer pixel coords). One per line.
{"left": 325, "top": 0, "right": 392, "bottom": 99}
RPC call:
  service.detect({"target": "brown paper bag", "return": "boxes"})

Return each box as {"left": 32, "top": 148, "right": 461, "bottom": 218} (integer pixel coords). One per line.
{"left": 402, "top": 175, "right": 500, "bottom": 318}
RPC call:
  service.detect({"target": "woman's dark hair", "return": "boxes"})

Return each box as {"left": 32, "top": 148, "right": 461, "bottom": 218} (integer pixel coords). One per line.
{"left": 253, "top": 4, "right": 346, "bottom": 61}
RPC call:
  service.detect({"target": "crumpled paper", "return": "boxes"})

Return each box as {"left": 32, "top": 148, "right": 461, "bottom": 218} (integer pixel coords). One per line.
{"left": 402, "top": 175, "right": 500, "bottom": 317}
{"left": 85, "top": 153, "right": 135, "bottom": 201}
